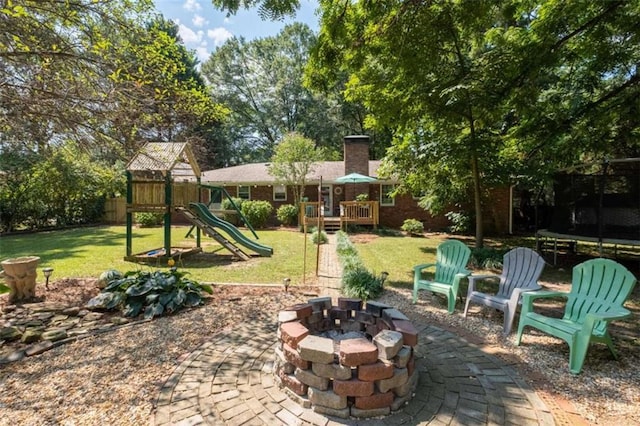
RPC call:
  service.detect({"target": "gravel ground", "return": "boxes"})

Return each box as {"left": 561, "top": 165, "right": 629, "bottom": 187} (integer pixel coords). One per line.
{"left": 1, "top": 279, "right": 639, "bottom": 425}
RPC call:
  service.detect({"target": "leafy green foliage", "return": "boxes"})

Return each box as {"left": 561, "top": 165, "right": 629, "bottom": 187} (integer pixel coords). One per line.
{"left": 276, "top": 204, "right": 298, "bottom": 226}
{"left": 87, "top": 269, "right": 213, "bottom": 320}
{"left": 268, "top": 132, "right": 324, "bottom": 206}
{"left": 201, "top": 23, "right": 367, "bottom": 163}
{"left": 309, "top": 0, "right": 640, "bottom": 249}
{"left": 97, "top": 269, "right": 123, "bottom": 289}
{"left": 401, "top": 219, "right": 424, "bottom": 236}
{"left": 221, "top": 197, "right": 244, "bottom": 225}
{"left": 445, "top": 211, "right": 472, "bottom": 235}
{"left": 240, "top": 200, "right": 274, "bottom": 228}
{"left": 0, "top": 142, "right": 125, "bottom": 232}
{"left": 310, "top": 227, "right": 328, "bottom": 245}
{"left": 341, "top": 266, "right": 385, "bottom": 301}
{"left": 135, "top": 212, "right": 164, "bottom": 227}
{"left": 469, "top": 247, "right": 509, "bottom": 270}
{"left": 335, "top": 231, "right": 384, "bottom": 300}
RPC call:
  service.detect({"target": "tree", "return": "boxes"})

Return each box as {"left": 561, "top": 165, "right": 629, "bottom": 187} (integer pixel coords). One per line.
{"left": 308, "top": 0, "right": 640, "bottom": 247}
{"left": 202, "top": 23, "right": 367, "bottom": 163}
{"left": 0, "top": 2, "right": 226, "bottom": 162}
{"left": 210, "top": 0, "right": 301, "bottom": 20}
{"left": 267, "top": 132, "right": 323, "bottom": 206}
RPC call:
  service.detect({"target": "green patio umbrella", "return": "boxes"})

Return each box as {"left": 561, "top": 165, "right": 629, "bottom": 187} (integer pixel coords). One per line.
{"left": 335, "top": 172, "right": 377, "bottom": 199}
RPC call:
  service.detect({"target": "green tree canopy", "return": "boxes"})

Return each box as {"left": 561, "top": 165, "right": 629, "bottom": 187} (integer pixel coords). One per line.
{"left": 267, "top": 131, "right": 324, "bottom": 206}
{"left": 308, "top": 0, "right": 640, "bottom": 246}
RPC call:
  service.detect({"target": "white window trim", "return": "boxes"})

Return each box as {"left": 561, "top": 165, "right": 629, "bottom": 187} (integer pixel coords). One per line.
{"left": 380, "top": 184, "right": 395, "bottom": 206}
{"left": 238, "top": 185, "right": 251, "bottom": 200}
{"left": 273, "top": 184, "right": 287, "bottom": 201}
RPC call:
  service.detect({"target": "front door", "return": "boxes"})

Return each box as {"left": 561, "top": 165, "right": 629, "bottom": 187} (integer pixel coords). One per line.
{"left": 321, "top": 185, "right": 333, "bottom": 216}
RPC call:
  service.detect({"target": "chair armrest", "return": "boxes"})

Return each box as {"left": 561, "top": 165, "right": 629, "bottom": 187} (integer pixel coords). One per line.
{"left": 581, "top": 308, "right": 632, "bottom": 335}
{"left": 467, "top": 274, "right": 500, "bottom": 293}
{"left": 521, "top": 289, "right": 566, "bottom": 302}
{"left": 587, "top": 308, "right": 631, "bottom": 322}
{"left": 520, "top": 290, "right": 568, "bottom": 315}
{"left": 413, "top": 263, "right": 436, "bottom": 274}
{"left": 508, "top": 285, "right": 543, "bottom": 307}
{"left": 457, "top": 268, "right": 472, "bottom": 277}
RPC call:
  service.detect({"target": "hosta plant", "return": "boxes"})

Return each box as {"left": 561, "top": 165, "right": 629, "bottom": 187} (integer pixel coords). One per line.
{"left": 87, "top": 269, "right": 213, "bottom": 319}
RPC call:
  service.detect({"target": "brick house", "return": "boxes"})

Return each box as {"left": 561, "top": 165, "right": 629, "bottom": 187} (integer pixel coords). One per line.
{"left": 202, "top": 135, "right": 510, "bottom": 233}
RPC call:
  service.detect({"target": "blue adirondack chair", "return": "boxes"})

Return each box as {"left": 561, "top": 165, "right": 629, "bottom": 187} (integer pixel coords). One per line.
{"left": 413, "top": 239, "right": 471, "bottom": 313}
{"left": 464, "top": 247, "right": 545, "bottom": 334}
{"left": 515, "top": 258, "right": 637, "bottom": 374}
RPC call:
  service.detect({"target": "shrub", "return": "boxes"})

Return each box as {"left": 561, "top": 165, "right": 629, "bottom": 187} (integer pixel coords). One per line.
{"left": 469, "top": 247, "right": 508, "bottom": 270}
{"left": 310, "top": 226, "right": 328, "bottom": 244}
{"left": 276, "top": 204, "right": 298, "bottom": 226}
{"left": 355, "top": 193, "right": 369, "bottom": 201}
{"left": 86, "top": 268, "right": 213, "bottom": 319}
{"left": 240, "top": 200, "right": 273, "bottom": 228}
{"left": 342, "top": 266, "right": 385, "bottom": 300}
{"left": 335, "top": 231, "right": 385, "bottom": 300}
{"left": 445, "top": 211, "right": 472, "bottom": 234}
{"left": 221, "top": 197, "right": 244, "bottom": 224}
{"left": 135, "top": 212, "right": 163, "bottom": 227}
{"left": 401, "top": 218, "right": 424, "bottom": 236}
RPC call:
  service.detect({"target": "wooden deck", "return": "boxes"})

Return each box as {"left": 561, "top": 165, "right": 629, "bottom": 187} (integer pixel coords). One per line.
{"left": 299, "top": 201, "right": 379, "bottom": 232}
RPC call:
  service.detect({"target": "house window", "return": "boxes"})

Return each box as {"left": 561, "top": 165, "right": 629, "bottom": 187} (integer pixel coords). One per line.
{"left": 273, "top": 185, "right": 287, "bottom": 201}
{"left": 380, "top": 184, "right": 396, "bottom": 206}
{"left": 238, "top": 185, "right": 251, "bottom": 200}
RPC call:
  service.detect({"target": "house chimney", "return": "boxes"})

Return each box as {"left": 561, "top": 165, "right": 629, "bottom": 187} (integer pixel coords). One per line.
{"left": 343, "top": 135, "right": 370, "bottom": 175}
{"left": 343, "top": 135, "right": 371, "bottom": 200}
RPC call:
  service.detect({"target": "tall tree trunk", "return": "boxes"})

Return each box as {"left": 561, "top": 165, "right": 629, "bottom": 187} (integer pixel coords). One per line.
{"left": 470, "top": 151, "right": 484, "bottom": 248}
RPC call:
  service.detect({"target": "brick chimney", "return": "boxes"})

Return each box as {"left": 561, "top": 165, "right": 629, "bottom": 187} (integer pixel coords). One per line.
{"left": 344, "top": 135, "right": 370, "bottom": 175}
{"left": 343, "top": 135, "right": 371, "bottom": 200}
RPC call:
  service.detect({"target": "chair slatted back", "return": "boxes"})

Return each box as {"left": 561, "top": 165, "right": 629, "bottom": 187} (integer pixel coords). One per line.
{"left": 497, "top": 248, "right": 545, "bottom": 298}
{"left": 434, "top": 240, "right": 471, "bottom": 284}
{"left": 565, "top": 258, "right": 636, "bottom": 334}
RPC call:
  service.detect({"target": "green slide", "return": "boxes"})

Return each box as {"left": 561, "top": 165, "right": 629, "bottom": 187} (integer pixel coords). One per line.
{"left": 189, "top": 203, "right": 273, "bottom": 257}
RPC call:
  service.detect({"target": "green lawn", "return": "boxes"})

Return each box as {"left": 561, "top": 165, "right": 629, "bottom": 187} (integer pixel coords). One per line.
{"left": 5, "top": 226, "right": 638, "bottom": 292}
{"left": 0, "top": 226, "right": 318, "bottom": 285}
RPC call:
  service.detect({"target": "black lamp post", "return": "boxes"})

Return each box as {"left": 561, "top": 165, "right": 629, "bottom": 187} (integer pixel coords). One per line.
{"left": 42, "top": 267, "right": 53, "bottom": 290}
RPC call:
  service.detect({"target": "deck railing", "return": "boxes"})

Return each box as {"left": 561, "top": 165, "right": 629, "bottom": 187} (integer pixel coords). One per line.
{"left": 299, "top": 201, "right": 380, "bottom": 231}
{"left": 339, "top": 201, "right": 379, "bottom": 230}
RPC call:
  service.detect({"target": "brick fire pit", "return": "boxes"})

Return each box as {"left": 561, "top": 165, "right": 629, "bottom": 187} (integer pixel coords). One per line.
{"left": 274, "top": 297, "right": 419, "bottom": 419}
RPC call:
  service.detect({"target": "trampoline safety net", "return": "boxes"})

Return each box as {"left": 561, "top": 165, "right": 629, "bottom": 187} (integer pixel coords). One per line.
{"left": 548, "top": 159, "right": 640, "bottom": 241}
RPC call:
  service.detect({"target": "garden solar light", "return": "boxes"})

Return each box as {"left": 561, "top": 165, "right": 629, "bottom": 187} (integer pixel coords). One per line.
{"left": 42, "top": 267, "right": 53, "bottom": 290}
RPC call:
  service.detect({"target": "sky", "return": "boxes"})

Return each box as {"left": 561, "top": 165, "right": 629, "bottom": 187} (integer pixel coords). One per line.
{"left": 153, "top": 0, "right": 319, "bottom": 63}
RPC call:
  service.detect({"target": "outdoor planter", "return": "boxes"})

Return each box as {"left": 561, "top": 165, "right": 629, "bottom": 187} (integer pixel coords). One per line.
{"left": 1, "top": 256, "right": 40, "bottom": 303}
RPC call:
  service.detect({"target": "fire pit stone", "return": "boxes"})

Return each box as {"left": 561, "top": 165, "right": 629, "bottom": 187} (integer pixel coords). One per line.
{"left": 274, "top": 296, "right": 419, "bottom": 418}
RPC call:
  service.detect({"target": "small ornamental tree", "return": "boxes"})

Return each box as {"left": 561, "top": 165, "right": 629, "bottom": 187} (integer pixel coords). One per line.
{"left": 267, "top": 132, "right": 324, "bottom": 207}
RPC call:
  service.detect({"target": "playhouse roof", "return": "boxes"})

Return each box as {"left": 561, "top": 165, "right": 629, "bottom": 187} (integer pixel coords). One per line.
{"left": 126, "top": 142, "right": 201, "bottom": 178}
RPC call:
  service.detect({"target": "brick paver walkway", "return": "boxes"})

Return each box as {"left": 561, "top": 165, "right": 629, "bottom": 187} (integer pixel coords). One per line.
{"left": 150, "top": 234, "right": 574, "bottom": 425}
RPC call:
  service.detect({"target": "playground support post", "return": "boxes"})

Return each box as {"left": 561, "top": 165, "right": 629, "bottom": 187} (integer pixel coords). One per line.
{"left": 164, "top": 171, "right": 172, "bottom": 257}
{"left": 126, "top": 171, "right": 133, "bottom": 257}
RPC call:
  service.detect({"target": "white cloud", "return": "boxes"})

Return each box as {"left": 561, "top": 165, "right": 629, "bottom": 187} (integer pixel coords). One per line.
{"left": 207, "top": 27, "right": 233, "bottom": 46}
{"left": 192, "top": 14, "right": 206, "bottom": 27}
{"left": 178, "top": 24, "right": 203, "bottom": 44}
{"left": 183, "top": 0, "right": 201, "bottom": 12}
{"left": 195, "top": 46, "right": 210, "bottom": 63}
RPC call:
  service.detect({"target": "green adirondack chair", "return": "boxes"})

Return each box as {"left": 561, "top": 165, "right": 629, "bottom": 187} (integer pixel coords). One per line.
{"left": 515, "top": 258, "right": 637, "bottom": 374}
{"left": 413, "top": 239, "right": 471, "bottom": 313}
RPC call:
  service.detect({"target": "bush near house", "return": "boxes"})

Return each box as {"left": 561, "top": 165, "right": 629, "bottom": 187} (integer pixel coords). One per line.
{"left": 401, "top": 218, "right": 424, "bottom": 236}
{"left": 135, "top": 212, "right": 163, "bottom": 227}
{"left": 276, "top": 204, "right": 298, "bottom": 226}
{"left": 240, "top": 200, "right": 273, "bottom": 228}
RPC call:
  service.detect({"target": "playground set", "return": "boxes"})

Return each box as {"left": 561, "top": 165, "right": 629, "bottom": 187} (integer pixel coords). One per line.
{"left": 124, "top": 142, "right": 273, "bottom": 263}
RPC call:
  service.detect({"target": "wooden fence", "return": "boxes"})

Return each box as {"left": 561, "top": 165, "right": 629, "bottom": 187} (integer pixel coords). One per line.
{"left": 103, "top": 197, "right": 126, "bottom": 224}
